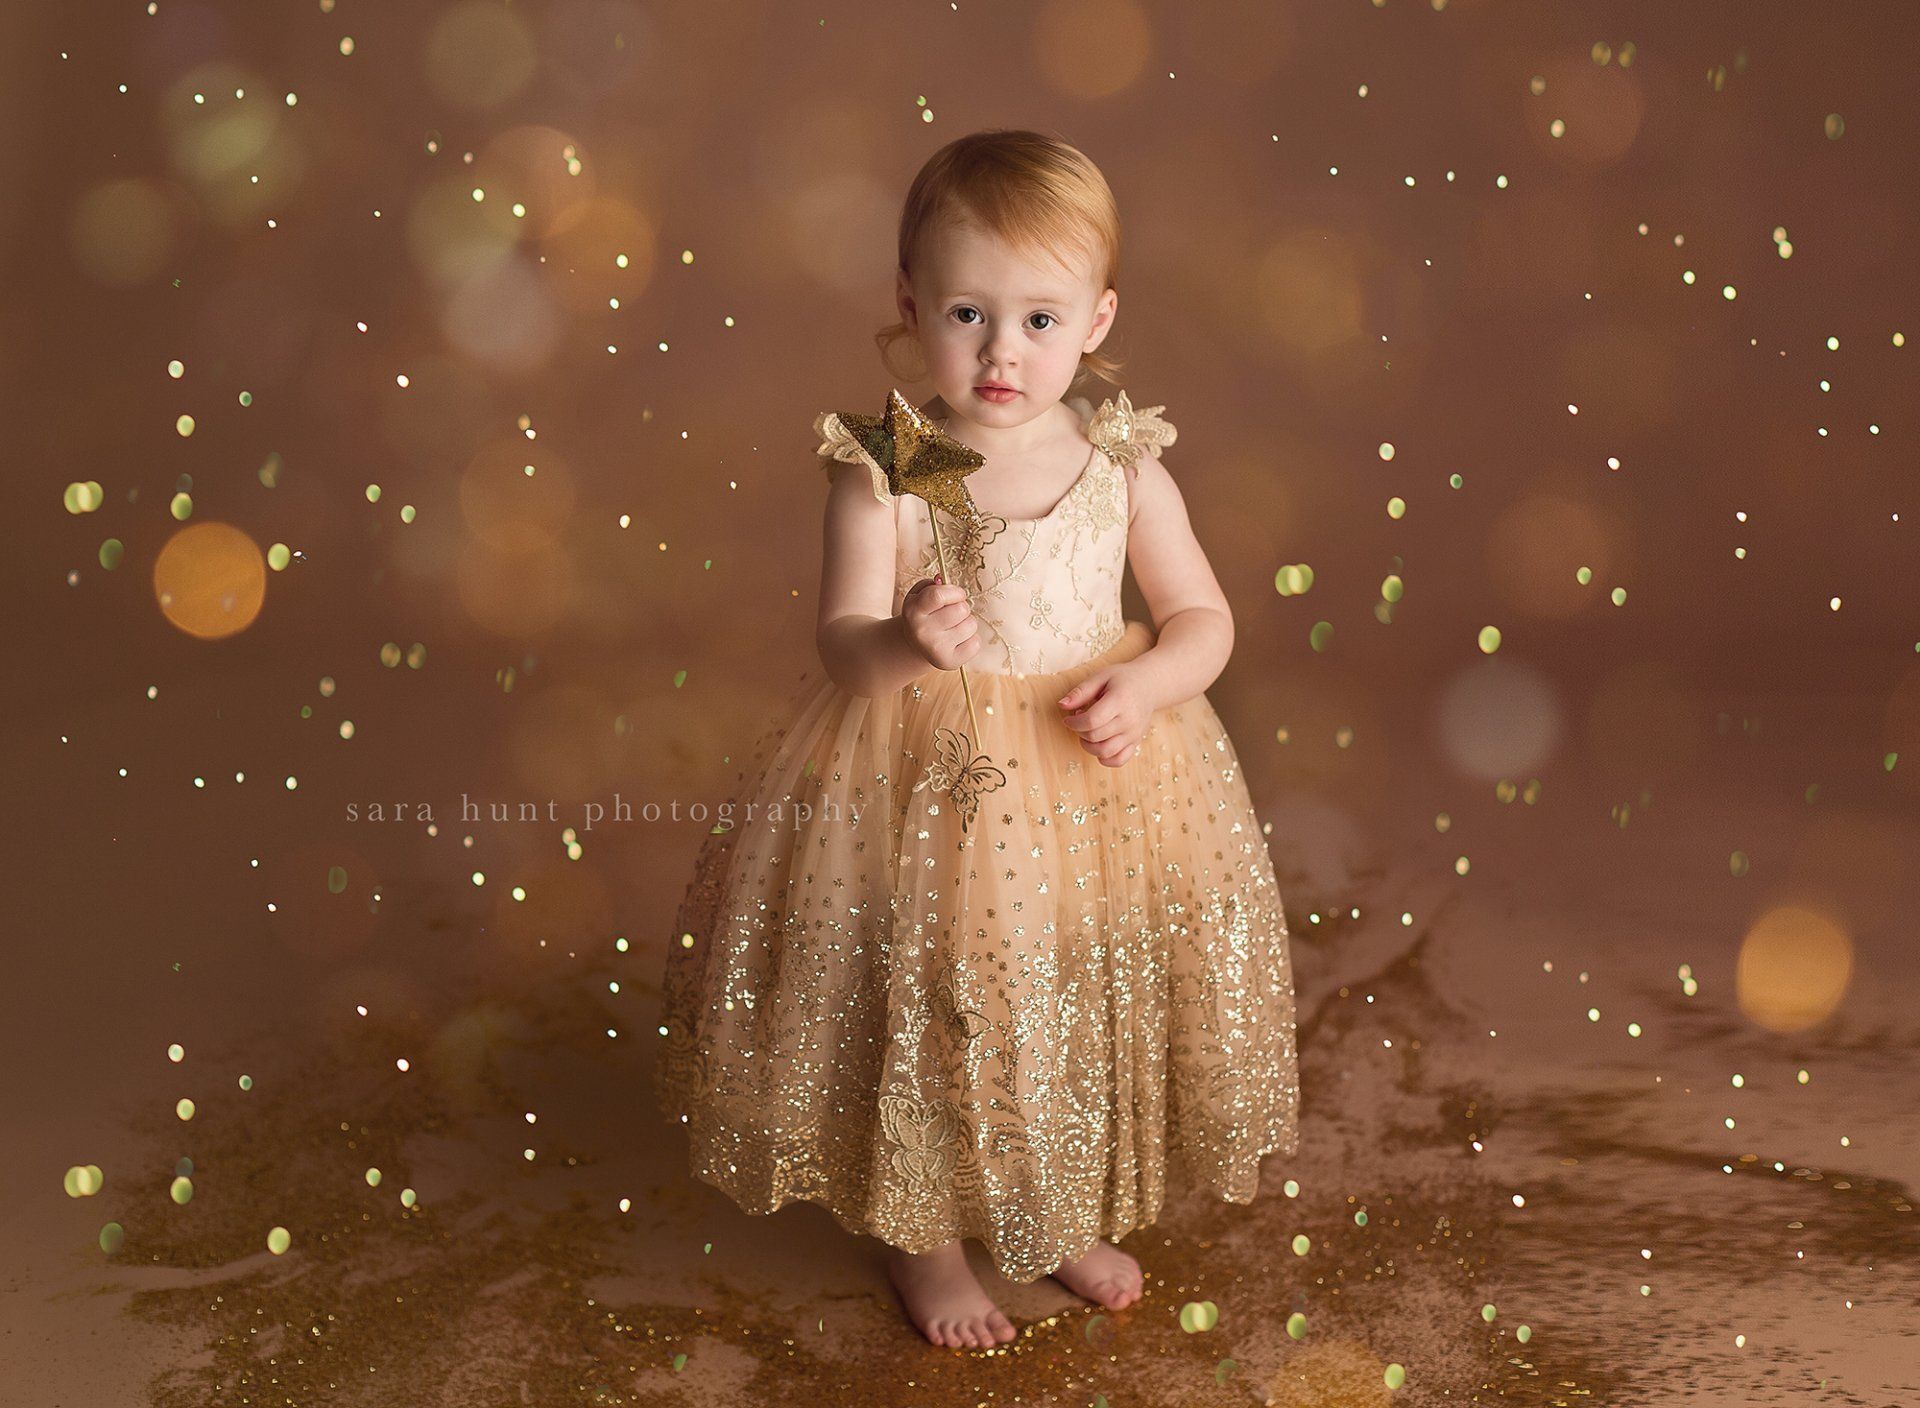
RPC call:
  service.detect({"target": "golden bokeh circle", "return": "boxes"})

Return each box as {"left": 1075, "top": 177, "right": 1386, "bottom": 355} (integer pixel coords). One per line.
{"left": 1485, "top": 492, "right": 1613, "bottom": 619}
{"left": 1736, "top": 904, "right": 1853, "bottom": 1034}
{"left": 152, "top": 522, "right": 268, "bottom": 639}
{"left": 455, "top": 538, "right": 576, "bottom": 638}
{"left": 1524, "top": 57, "right": 1646, "bottom": 166}
{"left": 460, "top": 441, "right": 577, "bottom": 551}
{"left": 542, "top": 197, "right": 658, "bottom": 312}
{"left": 1255, "top": 229, "right": 1367, "bottom": 362}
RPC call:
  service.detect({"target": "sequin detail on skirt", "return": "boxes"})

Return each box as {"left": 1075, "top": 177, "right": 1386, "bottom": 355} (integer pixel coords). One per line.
{"left": 653, "top": 619, "right": 1301, "bottom": 1285}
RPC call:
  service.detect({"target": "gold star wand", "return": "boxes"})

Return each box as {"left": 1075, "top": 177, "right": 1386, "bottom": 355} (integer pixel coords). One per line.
{"left": 814, "top": 388, "right": 1007, "bottom": 831}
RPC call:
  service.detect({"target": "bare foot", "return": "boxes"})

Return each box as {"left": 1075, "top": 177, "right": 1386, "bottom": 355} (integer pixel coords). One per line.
{"left": 1049, "top": 1240, "right": 1143, "bottom": 1309}
{"left": 885, "top": 1239, "right": 1019, "bottom": 1349}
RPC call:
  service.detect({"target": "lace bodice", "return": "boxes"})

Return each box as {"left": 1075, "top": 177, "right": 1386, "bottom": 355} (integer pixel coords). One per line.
{"left": 815, "top": 389, "right": 1176, "bottom": 678}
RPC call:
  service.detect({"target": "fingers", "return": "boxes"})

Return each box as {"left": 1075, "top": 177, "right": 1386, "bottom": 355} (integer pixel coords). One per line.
{"left": 1061, "top": 702, "right": 1119, "bottom": 737}
{"left": 1057, "top": 673, "right": 1108, "bottom": 711}
{"left": 925, "top": 598, "right": 975, "bottom": 630}
{"left": 905, "top": 584, "right": 974, "bottom": 638}
{"left": 925, "top": 617, "right": 980, "bottom": 669}
{"left": 1080, "top": 733, "right": 1142, "bottom": 766}
{"left": 907, "top": 582, "right": 968, "bottom": 613}
{"left": 902, "top": 583, "right": 981, "bottom": 668}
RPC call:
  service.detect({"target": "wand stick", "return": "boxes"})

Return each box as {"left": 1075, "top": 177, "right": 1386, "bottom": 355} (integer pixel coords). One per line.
{"left": 926, "top": 512, "right": 983, "bottom": 748}
{"left": 816, "top": 387, "right": 1006, "bottom": 830}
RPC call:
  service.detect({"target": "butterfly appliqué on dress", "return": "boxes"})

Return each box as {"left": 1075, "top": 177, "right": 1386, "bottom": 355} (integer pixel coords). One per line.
{"left": 912, "top": 507, "right": 1006, "bottom": 596}
{"left": 927, "top": 969, "right": 993, "bottom": 1048}
{"left": 911, "top": 725, "right": 1007, "bottom": 832}
{"left": 877, "top": 1093, "right": 971, "bottom": 1191}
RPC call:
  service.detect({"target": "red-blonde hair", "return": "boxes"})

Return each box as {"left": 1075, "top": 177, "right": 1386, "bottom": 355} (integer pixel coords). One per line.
{"left": 875, "top": 128, "right": 1125, "bottom": 391}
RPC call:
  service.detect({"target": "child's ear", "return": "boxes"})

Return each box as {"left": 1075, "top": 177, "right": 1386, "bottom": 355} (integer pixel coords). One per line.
{"left": 895, "top": 267, "right": 917, "bottom": 329}
{"left": 1084, "top": 285, "right": 1119, "bottom": 347}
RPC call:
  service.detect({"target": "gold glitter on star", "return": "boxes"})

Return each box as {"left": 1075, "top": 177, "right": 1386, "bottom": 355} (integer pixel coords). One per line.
{"left": 814, "top": 387, "right": 986, "bottom": 519}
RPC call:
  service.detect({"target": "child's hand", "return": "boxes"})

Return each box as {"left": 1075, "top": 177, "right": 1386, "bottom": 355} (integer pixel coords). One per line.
{"left": 899, "top": 576, "right": 981, "bottom": 670}
{"left": 1057, "top": 663, "right": 1152, "bottom": 767}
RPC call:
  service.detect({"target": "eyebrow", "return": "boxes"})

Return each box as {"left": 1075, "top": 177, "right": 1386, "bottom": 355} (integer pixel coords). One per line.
{"left": 942, "top": 290, "right": 1072, "bottom": 303}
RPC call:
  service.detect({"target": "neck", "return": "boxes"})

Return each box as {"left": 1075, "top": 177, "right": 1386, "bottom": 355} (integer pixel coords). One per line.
{"left": 923, "top": 395, "right": 1070, "bottom": 459}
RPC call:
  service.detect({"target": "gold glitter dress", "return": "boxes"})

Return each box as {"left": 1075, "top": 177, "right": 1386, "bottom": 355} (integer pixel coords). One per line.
{"left": 653, "top": 391, "right": 1299, "bottom": 1285}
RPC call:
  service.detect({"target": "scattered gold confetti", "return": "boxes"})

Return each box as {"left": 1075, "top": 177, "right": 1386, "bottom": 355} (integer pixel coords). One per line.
{"left": 1178, "top": 1299, "right": 1219, "bottom": 1332}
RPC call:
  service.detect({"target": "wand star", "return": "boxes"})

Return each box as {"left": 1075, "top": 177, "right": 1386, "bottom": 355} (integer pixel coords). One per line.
{"left": 833, "top": 387, "right": 987, "bottom": 520}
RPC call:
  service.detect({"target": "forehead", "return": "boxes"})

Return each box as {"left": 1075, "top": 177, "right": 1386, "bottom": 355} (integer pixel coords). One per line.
{"left": 918, "top": 218, "right": 1096, "bottom": 298}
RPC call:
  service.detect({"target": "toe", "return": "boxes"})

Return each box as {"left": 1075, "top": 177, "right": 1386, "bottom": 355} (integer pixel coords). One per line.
{"left": 987, "top": 1308, "right": 1016, "bottom": 1343}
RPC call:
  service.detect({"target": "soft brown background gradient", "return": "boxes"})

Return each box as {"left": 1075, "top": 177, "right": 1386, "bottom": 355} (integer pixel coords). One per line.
{"left": 4, "top": 2, "right": 1917, "bottom": 1405}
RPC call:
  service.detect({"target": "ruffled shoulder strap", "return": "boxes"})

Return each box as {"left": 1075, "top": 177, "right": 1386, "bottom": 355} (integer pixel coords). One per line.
{"left": 1078, "top": 388, "right": 1176, "bottom": 471}
{"left": 813, "top": 409, "right": 893, "bottom": 506}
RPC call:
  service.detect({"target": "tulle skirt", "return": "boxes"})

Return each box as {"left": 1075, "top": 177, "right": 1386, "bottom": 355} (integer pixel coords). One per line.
{"left": 652, "top": 620, "right": 1299, "bottom": 1285}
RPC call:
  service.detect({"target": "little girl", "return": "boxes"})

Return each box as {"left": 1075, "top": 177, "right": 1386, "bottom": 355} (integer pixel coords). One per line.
{"left": 654, "top": 129, "right": 1299, "bottom": 1350}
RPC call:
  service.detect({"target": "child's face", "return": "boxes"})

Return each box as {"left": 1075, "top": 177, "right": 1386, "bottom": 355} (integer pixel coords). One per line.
{"left": 897, "top": 217, "right": 1116, "bottom": 431}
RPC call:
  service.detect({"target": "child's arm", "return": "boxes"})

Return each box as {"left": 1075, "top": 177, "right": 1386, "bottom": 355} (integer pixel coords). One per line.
{"left": 1119, "top": 447, "right": 1235, "bottom": 708}
{"left": 1058, "top": 448, "right": 1231, "bottom": 765}
{"left": 815, "top": 461, "right": 978, "bottom": 696}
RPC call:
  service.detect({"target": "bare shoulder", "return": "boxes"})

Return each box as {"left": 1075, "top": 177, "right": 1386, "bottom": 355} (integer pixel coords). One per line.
{"left": 821, "top": 456, "right": 893, "bottom": 514}
{"left": 1124, "top": 445, "right": 1188, "bottom": 529}
{"left": 821, "top": 455, "right": 874, "bottom": 492}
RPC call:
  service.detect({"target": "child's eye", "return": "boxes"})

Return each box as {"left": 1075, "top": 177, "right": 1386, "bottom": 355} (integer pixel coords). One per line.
{"left": 948, "top": 307, "right": 1058, "bottom": 330}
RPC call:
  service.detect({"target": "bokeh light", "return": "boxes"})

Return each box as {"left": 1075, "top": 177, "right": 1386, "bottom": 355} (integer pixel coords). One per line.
{"left": 1736, "top": 904, "right": 1854, "bottom": 1034}
{"left": 1485, "top": 492, "right": 1617, "bottom": 619}
{"left": 152, "top": 522, "right": 268, "bottom": 639}
{"left": 1437, "top": 657, "right": 1564, "bottom": 780}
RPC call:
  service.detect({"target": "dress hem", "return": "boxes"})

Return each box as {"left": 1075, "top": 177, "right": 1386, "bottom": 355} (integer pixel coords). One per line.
{"left": 676, "top": 1124, "right": 1300, "bottom": 1287}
